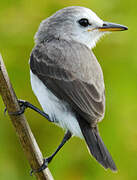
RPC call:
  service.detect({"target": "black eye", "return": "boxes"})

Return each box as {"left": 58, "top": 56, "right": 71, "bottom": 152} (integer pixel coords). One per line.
{"left": 78, "top": 18, "right": 90, "bottom": 27}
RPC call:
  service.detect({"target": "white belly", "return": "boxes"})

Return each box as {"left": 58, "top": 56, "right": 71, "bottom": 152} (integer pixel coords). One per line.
{"left": 30, "top": 70, "right": 83, "bottom": 138}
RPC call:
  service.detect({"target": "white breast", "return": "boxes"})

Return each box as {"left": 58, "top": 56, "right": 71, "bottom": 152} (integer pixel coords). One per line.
{"left": 30, "top": 70, "right": 83, "bottom": 138}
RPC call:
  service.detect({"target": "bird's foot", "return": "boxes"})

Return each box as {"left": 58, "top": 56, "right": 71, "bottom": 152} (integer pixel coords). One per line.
{"left": 30, "top": 157, "right": 52, "bottom": 175}
{"left": 4, "top": 99, "right": 52, "bottom": 122}
{"left": 4, "top": 100, "right": 28, "bottom": 116}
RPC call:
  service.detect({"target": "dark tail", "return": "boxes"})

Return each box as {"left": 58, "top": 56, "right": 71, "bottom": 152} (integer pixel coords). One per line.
{"left": 78, "top": 118, "right": 117, "bottom": 171}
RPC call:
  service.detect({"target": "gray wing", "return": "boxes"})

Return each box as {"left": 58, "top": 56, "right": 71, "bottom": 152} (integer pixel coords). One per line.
{"left": 30, "top": 39, "right": 105, "bottom": 124}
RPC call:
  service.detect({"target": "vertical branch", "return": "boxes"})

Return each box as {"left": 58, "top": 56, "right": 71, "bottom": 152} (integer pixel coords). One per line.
{"left": 0, "top": 54, "right": 54, "bottom": 180}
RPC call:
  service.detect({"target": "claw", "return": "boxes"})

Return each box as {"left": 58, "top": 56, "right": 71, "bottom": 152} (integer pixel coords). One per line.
{"left": 3, "top": 99, "right": 52, "bottom": 122}
{"left": 4, "top": 107, "right": 7, "bottom": 115}
{"left": 30, "top": 158, "right": 49, "bottom": 175}
{"left": 30, "top": 169, "right": 34, "bottom": 176}
{"left": 8, "top": 101, "right": 26, "bottom": 115}
{"left": 30, "top": 131, "right": 72, "bottom": 175}
{"left": 3, "top": 100, "right": 27, "bottom": 116}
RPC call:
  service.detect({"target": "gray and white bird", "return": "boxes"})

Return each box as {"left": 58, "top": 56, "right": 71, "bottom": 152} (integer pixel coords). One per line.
{"left": 29, "top": 6, "right": 127, "bottom": 172}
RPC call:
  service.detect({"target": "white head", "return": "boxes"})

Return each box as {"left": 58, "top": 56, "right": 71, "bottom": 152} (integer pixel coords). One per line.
{"left": 35, "top": 6, "right": 127, "bottom": 49}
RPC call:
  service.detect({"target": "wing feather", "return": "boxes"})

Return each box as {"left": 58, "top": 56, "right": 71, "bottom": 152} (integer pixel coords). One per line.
{"left": 30, "top": 39, "right": 105, "bottom": 124}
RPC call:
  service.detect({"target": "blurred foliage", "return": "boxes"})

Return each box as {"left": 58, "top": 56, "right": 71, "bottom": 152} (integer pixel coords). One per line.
{"left": 0, "top": 0, "right": 137, "bottom": 180}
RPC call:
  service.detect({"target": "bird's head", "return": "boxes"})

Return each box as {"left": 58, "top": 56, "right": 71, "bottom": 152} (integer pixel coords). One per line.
{"left": 35, "top": 6, "right": 128, "bottom": 49}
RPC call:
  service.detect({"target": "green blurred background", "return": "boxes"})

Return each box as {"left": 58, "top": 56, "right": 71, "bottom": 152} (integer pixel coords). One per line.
{"left": 0, "top": 0, "right": 137, "bottom": 180}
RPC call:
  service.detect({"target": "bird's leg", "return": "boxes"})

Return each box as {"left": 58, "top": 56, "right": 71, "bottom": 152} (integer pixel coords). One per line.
{"left": 30, "top": 130, "right": 72, "bottom": 175}
{"left": 4, "top": 99, "right": 52, "bottom": 122}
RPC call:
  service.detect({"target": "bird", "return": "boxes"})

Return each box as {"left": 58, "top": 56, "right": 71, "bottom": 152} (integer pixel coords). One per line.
{"left": 29, "top": 6, "right": 128, "bottom": 173}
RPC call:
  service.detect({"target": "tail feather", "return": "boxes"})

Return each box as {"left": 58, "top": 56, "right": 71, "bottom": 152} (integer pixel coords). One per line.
{"left": 78, "top": 118, "right": 117, "bottom": 171}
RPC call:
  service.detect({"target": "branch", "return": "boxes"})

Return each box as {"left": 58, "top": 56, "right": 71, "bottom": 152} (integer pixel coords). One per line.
{"left": 0, "top": 54, "right": 54, "bottom": 180}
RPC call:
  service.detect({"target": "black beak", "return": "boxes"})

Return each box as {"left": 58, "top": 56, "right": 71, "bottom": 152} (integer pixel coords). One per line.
{"left": 98, "top": 22, "right": 128, "bottom": 32}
